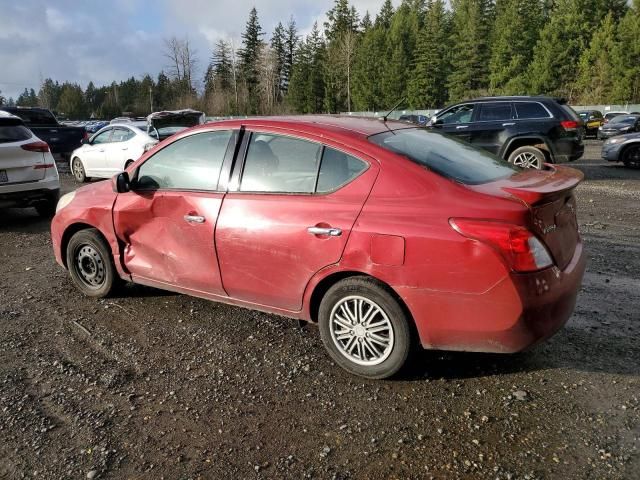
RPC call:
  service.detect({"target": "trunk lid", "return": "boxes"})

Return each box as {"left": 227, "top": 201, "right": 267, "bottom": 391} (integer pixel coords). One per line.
{"left": 0, "top": 139, "right": 46, "bottom": 184}
{"left": 470, "top": 165, "right": 583, "bottom": 270}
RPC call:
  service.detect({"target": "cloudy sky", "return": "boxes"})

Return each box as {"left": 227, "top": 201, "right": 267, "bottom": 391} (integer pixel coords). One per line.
{"left": 0, "top": 0, "right": 396, "bottom": 100}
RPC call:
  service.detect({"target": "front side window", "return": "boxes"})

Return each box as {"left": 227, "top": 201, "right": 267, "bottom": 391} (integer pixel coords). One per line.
{"left": 438, "top": 104, "right": 474, "bottom": 125}
{"left": 136, "top": 130, "right": 232, "bottom": 191}
{"left": 478, "top": 103, "right": 513, "bottom": 121}
{"left": 92, "top": 129, "right": 112, "bottom": 144}
{"left": 111, "top": 128, "right": 134, "bottom": 142}
{"left": 369, "top": 128, "right": 518, "bottom": 185}
{"left": 240, "top": 133, "right": 321, "bottom": 193}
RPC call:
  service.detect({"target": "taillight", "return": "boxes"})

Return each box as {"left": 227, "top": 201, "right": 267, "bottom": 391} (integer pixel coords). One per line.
{"left": 560, "top": 120, "right": 580, "bottom": 131}
{"left": 450, "top": 219, "right": 553, "bottom": 272}
{"left": 21, "top": 141, "right": 50, "bottom": 152}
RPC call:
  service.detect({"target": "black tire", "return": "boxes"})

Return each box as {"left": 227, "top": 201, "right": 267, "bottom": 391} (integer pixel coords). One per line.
{"left": 72, "top": 157, "right": 89, "bottom": 183}
{"left": 35, "top": 199, "right": 57, "bottom": 218}
{"left": 318, "top": 277, "right": 413, "bottom": 379}
{"left": 622, "top": 145, "right": 640, "bottom": 169}
{"left": 507, "top": 146, "right": 546, "bottom": 170}
{"left": 66, "top": 228, "right": 121, "bottom": 298}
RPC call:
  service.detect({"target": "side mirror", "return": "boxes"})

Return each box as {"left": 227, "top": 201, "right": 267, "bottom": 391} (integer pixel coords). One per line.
{"left": 81, "top": 137, "right": 90, "bottom": 145}
{"left": 113, "top": 171, "right": 131, "bottom": 193}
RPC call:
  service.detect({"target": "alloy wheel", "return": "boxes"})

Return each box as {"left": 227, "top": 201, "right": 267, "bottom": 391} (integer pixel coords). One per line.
{"left": 73, "top": 159, "right": 85, "bottom": 181}
{"left": 329, "top": 295, "right": 395, "bottom": 366}
{"left": 512, "top": 152, "right": 541, "bottom": 169}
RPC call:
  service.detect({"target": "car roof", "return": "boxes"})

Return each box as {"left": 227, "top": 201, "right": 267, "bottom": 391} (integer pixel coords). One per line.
{"left": 201, "top": 115, "right": 411, "bottom": 139}
{"left": 462, "top": 96, "right": 562, "bottom": 103}
{"left": 0, "top": 110, "right": 21, "bottom": 120}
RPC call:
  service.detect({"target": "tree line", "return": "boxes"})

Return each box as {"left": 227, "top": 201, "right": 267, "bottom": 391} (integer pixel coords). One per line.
{"left": 1, "top": 0, "right": 638, "bottom": 119}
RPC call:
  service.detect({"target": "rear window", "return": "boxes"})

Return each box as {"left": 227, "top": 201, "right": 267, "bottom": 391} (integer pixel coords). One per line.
{"left": 369, "top": 129, "right": 518, "bottom": 185}
{"left": 514, "top": 102, "right": 550, "bottom": 119}
{"left": 559, "top": 104, "right": 581, "bottom": 122}
{"left": 0, "top": 125, "right": 32, "bottom": 143}
{"left": 14, "top": 109, "right": 57, "bottom": 125}
{"left": 609, "top": 115, "right": 637, "bottom": 124}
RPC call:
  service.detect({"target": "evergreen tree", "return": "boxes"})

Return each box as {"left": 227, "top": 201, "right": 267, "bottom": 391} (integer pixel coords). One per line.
{"left": 0, "top": 89, "right": 5, "bottom": 106}
{"left": 489, "top": 0, "right": 544, "bottom": 94}
{"left": 239, "top": 7, "right": 265, "bottom": 114}
{"left": 576, "top": 12, "right": 617, "bottom": 103}
{"left": 352, "top": 26, "right": 386, "bottom": 110}
{"left": 288, "top": 22, "right": 325, "bottom": 113}
{"left": 376, "top": 0, "right": 395, "bottom": 29}
{"left": 447, "top": 0, "right": 494, "bottom": 101}
{"left": 360, "top": 11, "right": 373, "bottom": 31}
{"left": 271, "top": 22, "right": 287, "bottom": 99}
{"left": 380, "top": 0, "right": 421, "bottom": 107}
{"left": 528, "top": 0, "right": 590, "bottom": 99}
{"left": 57, "top": 83, "right": 88, "bottom": 119}
{"left": 17, "top": 88, "right": 39, "bottom": 106}
{"left": 408, "top": 0, "right": 449, "bottom": 108}
{"left": 282, "top": 18, "right": 299, "bottom": 96}
{"left": 611, "top": 0, "right": 640, "bottom": 102}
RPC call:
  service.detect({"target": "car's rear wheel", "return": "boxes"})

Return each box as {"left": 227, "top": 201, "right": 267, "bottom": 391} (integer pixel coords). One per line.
{"left": 508, "top": 146, "right": 545, "bottom": 169}
{"left": 318, "top": 277, "right": 412, "bottom": 379}
{"left": 66, "top": 229, "right": 121, "bottom": 297}
{"left": 72, "top": 157, "right": 89, "bottom": 183}
{"left": 622, "top": 145, "right": 640, "bottom": 168}
{"left": 35, "top": 199, "right": 57, "bottom": 218}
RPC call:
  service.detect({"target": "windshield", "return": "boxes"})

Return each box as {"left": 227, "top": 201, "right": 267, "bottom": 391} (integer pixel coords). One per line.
{"left": 369, "top": 128, "right": 519, "bottom": 185}
{"left": 609, "top": 115, "right": 637, "bottom": 124}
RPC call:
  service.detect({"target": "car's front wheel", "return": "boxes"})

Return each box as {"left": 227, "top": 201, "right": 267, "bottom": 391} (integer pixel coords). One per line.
{"left": 318, "top": 277, "right": 413, "bottom": 379}
{"left": 72, "top": 157, "right": 89, "bottom": 183}
{"left": 508, "top": 146, "right": 546, "bottom": 169}
{"left": 623, "top": 145, "right": 640, "bottom": 168}
{"left": 66, "top": 229, "right": 121, "bottom": 297}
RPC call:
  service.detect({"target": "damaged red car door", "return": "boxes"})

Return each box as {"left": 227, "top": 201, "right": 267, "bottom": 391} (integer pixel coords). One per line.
{"left": 113, "top": 130, "right": 233, "bottom": 295}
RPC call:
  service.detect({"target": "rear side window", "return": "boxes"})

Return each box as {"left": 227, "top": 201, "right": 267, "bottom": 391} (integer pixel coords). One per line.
{"left": 514, "top": 102, "right": 549, "bottom": 119}
{"left": 478, "top": 103, "right": 513, "bottom": 121}
{"left": 137, "top": 130, "right": 232, "bottom": 191}
{"left": 369, "top": 129, "right": 518, "bottom": 185}
{"left": 0, "top": 125, "right": 31, "bottom": 143}
{"left": 317, "top": 147, "right": 367, "bottom": 193}
{"left": 111, "top": 128, "right": 134, "bottom": 142}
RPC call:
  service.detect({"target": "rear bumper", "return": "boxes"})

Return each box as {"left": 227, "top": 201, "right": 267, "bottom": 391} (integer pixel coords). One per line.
{"left": 399, "top": 241, "right": 586, "bottom": 353}
{"left": 0, "top": 177, "right": 60, "bottom": 208}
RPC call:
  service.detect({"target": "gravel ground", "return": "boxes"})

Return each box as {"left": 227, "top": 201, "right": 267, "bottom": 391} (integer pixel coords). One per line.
{"left": 0, "top": 141, "right": 638, "bottom": 479}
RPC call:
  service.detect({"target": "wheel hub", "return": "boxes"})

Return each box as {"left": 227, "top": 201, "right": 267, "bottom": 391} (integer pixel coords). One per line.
{"left": 329, "top": 296, "right": 394, "bottom": 366}
{"left": 75, "top": 245, "right": 105, "bottom": 288}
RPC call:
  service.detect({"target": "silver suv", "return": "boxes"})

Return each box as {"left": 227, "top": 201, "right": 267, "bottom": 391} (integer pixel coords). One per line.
{"left": 0, "top": 111, "right": 60, "bottom": 216}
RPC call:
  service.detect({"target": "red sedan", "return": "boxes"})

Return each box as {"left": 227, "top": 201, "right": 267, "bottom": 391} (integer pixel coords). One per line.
{"left": 51, "top": 116, "right": 586, "bottom": 379}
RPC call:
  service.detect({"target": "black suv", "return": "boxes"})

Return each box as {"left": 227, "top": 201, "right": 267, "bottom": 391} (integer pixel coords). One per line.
{"left": 427, "top": 96, "right": 585, "bottom": 169}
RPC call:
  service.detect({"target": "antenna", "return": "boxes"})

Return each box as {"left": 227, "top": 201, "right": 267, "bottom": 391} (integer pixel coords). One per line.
{"left": 382, "top": 98, "right": 405, "bottom": 122}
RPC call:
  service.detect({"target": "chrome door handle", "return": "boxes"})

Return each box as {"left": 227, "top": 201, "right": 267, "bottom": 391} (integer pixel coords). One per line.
{"left": 98, "top": 149, "right": 105, "bottom": 152}
{"left": 307, "top": 226, "right": 342, "bottom": 236}
{"left": 502, "top": 122, "right": 515, "bottom": 126}
{"left": 456, "top": 125, "right": 469, "bottom": 129}
{"left": 122, "top": 147, "right": 128, "bottom": 150}
{"left": 184, "top": 214, "right": 205, "bottom": 224}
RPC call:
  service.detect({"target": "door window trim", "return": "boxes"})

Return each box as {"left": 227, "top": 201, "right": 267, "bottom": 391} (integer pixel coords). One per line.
{"left": 229, "top": 130, "right": 370, "bottom": 196}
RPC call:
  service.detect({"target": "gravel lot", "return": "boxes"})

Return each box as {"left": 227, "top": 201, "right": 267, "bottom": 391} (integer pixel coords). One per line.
{"left": 1, "top": 141, "right": 638, "bottom": 479}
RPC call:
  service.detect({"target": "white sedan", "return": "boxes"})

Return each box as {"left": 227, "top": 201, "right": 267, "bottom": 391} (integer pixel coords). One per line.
{"left": 70, "top": 124, "right": 157, "bottom": 182}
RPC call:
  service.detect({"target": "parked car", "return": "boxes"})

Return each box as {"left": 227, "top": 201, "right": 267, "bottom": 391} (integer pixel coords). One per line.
{"left": 601, "top": 131, "right": 640, "bottom": 168}
{"left": 69, "top": 124, "right": 157, "bottom": 182}
{"left": 51, "top": 116, "right": 586, "bottom": 379}
{"left": 427, "top": 96, "right": 585, "bottom": 169}
{"left": 0, "top": 111, "right": 60, "bottom": 216}
{"left": 85, "top": 121, "right": 109, "bottom": 134}
{"left": 398, "top": 114, "right": 428, "bottom": 126}
{"left": 576, "top": 110, "right": 604, "bottom": 137}
{"left": 0, "top": 107, "right": 86, "bottom": 158}
{"left": 147, "top": 109, "right": 205, "bottom": 141}
{"left": 597, "top": 115, "right": 640, "bottom": 139}
{"left": 603, "top": 111, "right": 628, "bottom": 124}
